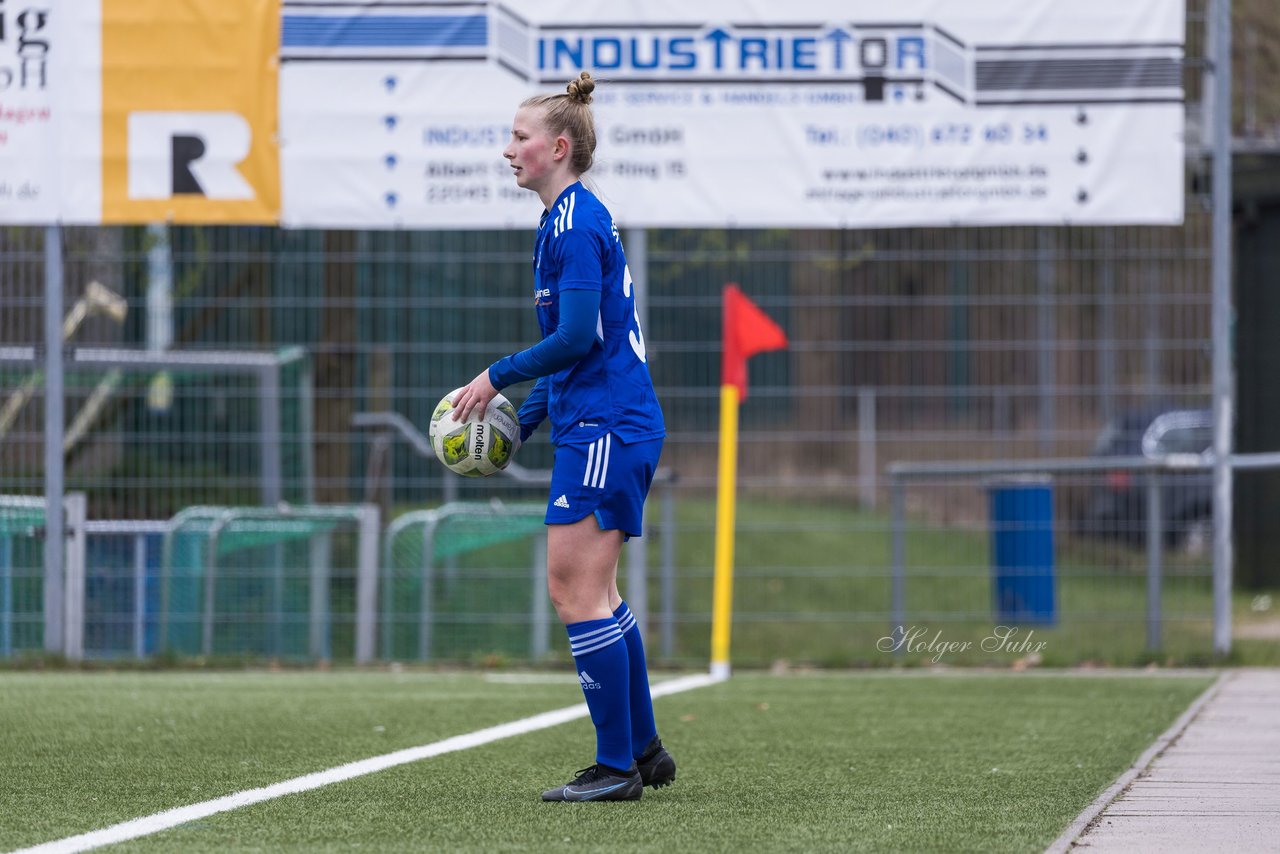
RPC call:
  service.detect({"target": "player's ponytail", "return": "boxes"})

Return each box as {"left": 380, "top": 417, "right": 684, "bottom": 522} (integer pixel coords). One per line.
{"left": 522, "top": 71, "right": 598, "bottom": 175}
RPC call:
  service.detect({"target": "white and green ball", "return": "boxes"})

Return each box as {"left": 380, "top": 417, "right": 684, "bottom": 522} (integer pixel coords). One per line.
{"left": 429, "top": 388, "right": 519, "bottom": 477}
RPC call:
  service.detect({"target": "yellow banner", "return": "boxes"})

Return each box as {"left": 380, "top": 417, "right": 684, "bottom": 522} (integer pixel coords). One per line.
{"left": 101, "top": 0, "right": 280, "bottom": 224}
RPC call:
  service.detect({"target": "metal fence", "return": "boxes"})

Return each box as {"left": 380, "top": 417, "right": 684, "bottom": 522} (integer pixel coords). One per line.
{"left": 0, "top": 2, "right": 1245, "bottom": 667}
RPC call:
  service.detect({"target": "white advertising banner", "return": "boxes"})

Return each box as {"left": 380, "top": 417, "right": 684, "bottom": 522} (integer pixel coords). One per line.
{"left": 0, "top": 0, "right": 1186, "bottom": 228}
{"left": 0, "top": 4, "right": 100, "bottom": 224}
{"left": 279, "top": 0, "right": 1185, "bottom": 229}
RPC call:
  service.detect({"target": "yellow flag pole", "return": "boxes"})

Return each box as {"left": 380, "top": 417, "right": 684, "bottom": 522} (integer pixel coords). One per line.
{"left": 710, "top": 382, "right": 740, "bottom": 679}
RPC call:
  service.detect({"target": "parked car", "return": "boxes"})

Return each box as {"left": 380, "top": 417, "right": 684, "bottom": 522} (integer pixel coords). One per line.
{"left": 1078, "top": 408, "right": 1213, "bottom": 555}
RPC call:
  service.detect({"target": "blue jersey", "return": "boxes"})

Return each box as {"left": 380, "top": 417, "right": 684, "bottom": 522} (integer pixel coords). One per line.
{"left": 532, "top": 182, "right": 664, "bottom": 447}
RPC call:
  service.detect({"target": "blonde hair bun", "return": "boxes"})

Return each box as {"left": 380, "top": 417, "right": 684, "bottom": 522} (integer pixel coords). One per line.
{"left": 566, "top": 71, "right": 595, "bottom": 104}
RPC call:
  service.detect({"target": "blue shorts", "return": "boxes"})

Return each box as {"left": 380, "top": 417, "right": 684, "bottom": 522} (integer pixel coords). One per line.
{"left": 546, "top": 434, "right": 663, "bottom": 539}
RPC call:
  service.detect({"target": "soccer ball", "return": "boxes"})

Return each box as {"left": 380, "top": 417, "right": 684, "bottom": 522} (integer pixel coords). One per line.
{"left": 428, "top": 388, "right": 520, "bottom": 477}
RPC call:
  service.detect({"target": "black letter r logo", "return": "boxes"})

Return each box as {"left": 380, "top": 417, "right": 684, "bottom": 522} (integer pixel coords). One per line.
{"left": 171, "top": 135, "right": 207, "bottom": 195}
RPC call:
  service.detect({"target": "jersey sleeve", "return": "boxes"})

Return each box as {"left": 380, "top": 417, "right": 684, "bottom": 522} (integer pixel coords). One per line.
{"left": 487, "top": 287, "right": 599, "bottom": 388}
{"left": 554, "top": 227, "right": 605, "bottom": 292}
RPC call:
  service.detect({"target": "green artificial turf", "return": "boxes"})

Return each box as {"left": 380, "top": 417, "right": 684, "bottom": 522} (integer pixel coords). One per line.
{"left": 2, "top": 670, "right": 1212, "bottom": 853}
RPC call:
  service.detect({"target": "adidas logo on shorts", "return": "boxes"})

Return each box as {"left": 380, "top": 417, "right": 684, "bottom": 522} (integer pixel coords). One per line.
{"left": 554, "top": 494, "right": 570, "bottom": 509}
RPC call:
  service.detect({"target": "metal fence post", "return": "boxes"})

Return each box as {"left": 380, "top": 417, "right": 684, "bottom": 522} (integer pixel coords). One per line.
{"left": 1210, "top": 0, "right": 1234, "bottom": 656}
{"left": 660, "top": 482, "right": 676, "bottom": 660}
{"left": 380, "top": 516, "right": 403, "bottom": 660}
{"left": 62, "top": 492, "right": 87, "bottom": 661}
{"left": 420, "top": 517, "right": 437, "bottom": 661}
{"left": 299, "top": 358, "right": 317, "bottom": 503}
{"left": 628, "top": 225, "right": 653, "bottom": 637}
{"left": 629, "top": 227, "right": 649, "bottom": 340}
{"left": 531, "top": 533, "right": 549, "bottom": 660}
{"left": 890, "top": 474, "right": 906, "bottom": 650}
{"left": 354, "top": 504, "right": 379, "bottom": 664}
{"left": 133, "top": 532, "right": 148, "bottom": 658}
{"left": 1146, "top": 474, "right": 1164, "bottom": 652}
{"left": 859, "top": 387, "right": 877, "bottom": 509}
{"left": 3, "top": 534, "right": 13, "bottom": 657}
{"left": 202, "top": 521, "right": 219, "bottom": 656}
{"left": 1036, "top": 227, "right": 1056, "bottom": 456}
{"left": 1098, "top": 230, "right": 1117, "bottom": 427}
{"left": 626, "top": 528, "right": 648, "bottom": 634}
{"left": 259, "top": 364, "right": 282, "bottom": 505}
{"left": 309, "top": 532, "right": 332, "bottom": 661}
{"left": 43, "top": 224, "right": 65, "bottom": 655}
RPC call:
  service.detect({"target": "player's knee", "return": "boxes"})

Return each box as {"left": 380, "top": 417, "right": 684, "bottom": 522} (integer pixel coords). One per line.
{"left": 547, "top": 565, "right": 608, "bottom": 623}
{"left": 546, "top": 572, "right": 571, "bottom": 615}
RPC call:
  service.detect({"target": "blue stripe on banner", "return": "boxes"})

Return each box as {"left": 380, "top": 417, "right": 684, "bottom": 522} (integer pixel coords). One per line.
{"left": 282, "top": 15, "right": 488, "bottom": 48}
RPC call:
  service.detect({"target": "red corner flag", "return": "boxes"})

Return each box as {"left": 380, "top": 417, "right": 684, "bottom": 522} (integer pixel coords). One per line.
{"left": 721, "top": 283, "right": 788, "bottom": 400}
{"left": 712, "top": 284, "right": 788, "bottom": 677}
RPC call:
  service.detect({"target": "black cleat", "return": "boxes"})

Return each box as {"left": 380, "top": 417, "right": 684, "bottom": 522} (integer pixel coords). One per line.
{"left": 636, "top": 736, "right": 676, "bottom": 789}
{"left": 541, "top": 764, "right": 643, "bottom": 802}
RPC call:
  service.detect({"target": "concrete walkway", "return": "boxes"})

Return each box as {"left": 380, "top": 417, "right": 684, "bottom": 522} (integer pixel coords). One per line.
{"left": 1064, "top": 669, "right": 1280, "bottom": 853}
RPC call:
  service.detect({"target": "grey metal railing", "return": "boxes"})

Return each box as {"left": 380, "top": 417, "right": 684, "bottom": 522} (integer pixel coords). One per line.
{"left": 887, "top": 451, "right": 1280, "bottom": 655}
{"left": 353, "top": 410, "right": 680, "bottom": 657}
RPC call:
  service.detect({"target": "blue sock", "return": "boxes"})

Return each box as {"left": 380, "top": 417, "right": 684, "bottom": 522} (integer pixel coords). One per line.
{"left": 613, "top": 601, "right": 659, "bottom": 757}
{"left": 566, "top": 617, "right": 633, "bottom": 773}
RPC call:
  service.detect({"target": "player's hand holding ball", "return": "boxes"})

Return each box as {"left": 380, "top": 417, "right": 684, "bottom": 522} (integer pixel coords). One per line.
{"left": 428, "top": 378, "right": 520, "bottom": 477}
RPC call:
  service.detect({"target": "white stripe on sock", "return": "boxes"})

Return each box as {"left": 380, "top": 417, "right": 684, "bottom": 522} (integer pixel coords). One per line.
{"left": 571, "top": 632, "right": 624, "bottom": 656}
{"left": 570, "top": 626, "right": 623, "bottom": 650}
{"left": 570, "top": 631, "right": 622, "bottom": 654}
{"left": 568, "top": 623, "right": 619, "bottom": 645}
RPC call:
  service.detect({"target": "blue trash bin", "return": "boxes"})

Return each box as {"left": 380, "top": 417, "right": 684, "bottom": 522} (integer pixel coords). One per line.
{"left": 987, "top": 476, "right": 1057, "bottom": 625}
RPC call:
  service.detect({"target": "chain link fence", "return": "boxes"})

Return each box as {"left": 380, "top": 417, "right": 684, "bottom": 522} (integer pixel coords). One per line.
{"left": 0, "top": 2, "right": 1244, "bottom": 667}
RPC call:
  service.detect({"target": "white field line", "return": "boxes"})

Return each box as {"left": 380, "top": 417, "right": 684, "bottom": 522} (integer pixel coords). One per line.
{"left": 11, "top": 672, "right": 724, "bottom": 854}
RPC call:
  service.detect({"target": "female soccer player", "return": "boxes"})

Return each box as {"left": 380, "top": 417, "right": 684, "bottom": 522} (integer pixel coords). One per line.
{"left": 451, "top": 72, "right": 673, "bottom": 802}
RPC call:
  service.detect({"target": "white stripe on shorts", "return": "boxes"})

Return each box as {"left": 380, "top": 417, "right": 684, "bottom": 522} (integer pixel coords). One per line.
{"left": 596, "top": 434, "right": 611, "bottom": 489}
{"left": 576, "top": 436, "right": 615, "bottom": 490}
{"left": 588, "top": 438, "right": 601, "bottom": 487}
{"left": 582, "top": 440, "right": 596, "bottom": 487}
{"left": 582, "top": 436, "right": 610, "bottom": 489}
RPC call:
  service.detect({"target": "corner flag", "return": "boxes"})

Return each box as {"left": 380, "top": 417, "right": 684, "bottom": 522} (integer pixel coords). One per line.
{"left": 711, "top": 284, "right": 788, "bottom": 678}
{"left": 721, "top": 284, "right": 789, "bottom": 400}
